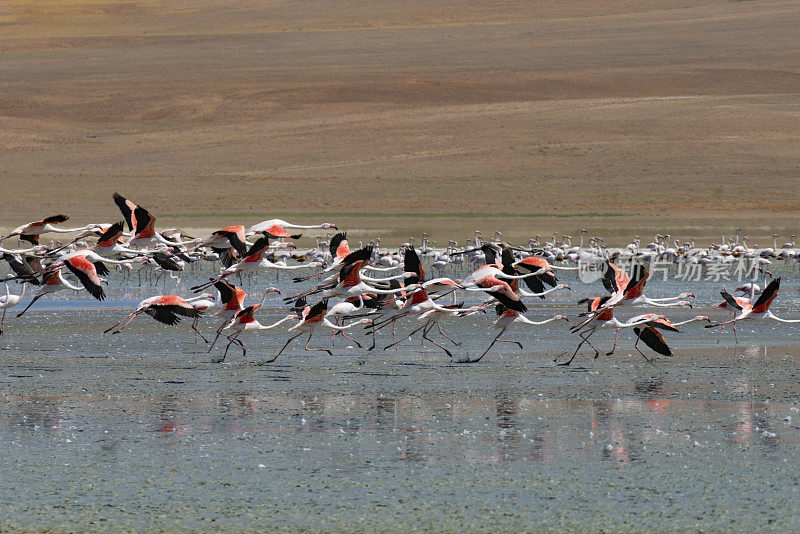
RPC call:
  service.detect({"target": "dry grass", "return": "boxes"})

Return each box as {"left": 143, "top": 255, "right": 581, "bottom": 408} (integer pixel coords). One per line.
{"left": 1, "top": 0, "right": 799, "bottom": 245}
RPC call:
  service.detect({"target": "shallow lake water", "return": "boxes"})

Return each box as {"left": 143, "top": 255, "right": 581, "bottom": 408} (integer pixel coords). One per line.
{"left": 2, "top": 262, "right": 800, "bottom": 531}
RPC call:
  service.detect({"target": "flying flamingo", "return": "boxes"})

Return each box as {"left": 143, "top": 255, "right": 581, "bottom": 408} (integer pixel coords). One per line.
{"left": 570, "top": 263, "right": 687, "bottom": 335}
{"left": 193, "top": 225, "right": 249, "bottom": 267}
{"left": 16, "top": 268, "right": 85, "bottom": 317}
{"left": 212, "top": 303, "right": 298, "bottom": 363}
{"left": 246, "top": 219, "right": 337, "bottom": 238}
{"left": 380, "top": 297, "right": 486, "bottom": 358}
{"left": 205, "top": 280, "right": 246, "bottom": 348}
{"left": 113, "top": 193, "right": 197, "bottom": 248}
{"left": 0, "top": 283, "right": 26, "bottom": 334}
{"left": 604, "top": 313, "right": 711, "bottom": 358}
{"left": 263, "top": 299, "right": 372, "bottom": 364}
{"left": 705, "top": 278, "right": 800, "bottom": 341}
{"left": 90, "top": 222, "right": 146, "bottom": 259}
{"left": 461, "top": 275, "right": 527, "bottom": 312}
{"left": 205, "top": 281, "right": 281, "bottom": 350}
{"left": 458, "top": 305, "right": 568, "bottom": 363}
{"left": 324, "top": 294, "right": 388, "bottom": 348}
{"left": 2, "top": 215, "right": 92, "bottom": 245}
{"left": 284, "top": 247, "right": 415, "bottom": 306}
{"left": 511, "top": 255, "right": 571, "bottom": 296}
{"left": 191, "top": 237, "right": 313, "bottom": 293}
{"left": 625, "top": 314, "right": 711, "bottom": 360}
{"left": 560, "top": 297, "right": 669, "bottom": 366}
{"left": 2, "top": 252, "right": 45, "bottom": 285}
{"left": 103, "top": 294, "right": 204, "bottom": 338}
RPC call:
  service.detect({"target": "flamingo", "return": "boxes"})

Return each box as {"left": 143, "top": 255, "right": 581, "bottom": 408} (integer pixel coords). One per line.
{"left": 2, "top": 215, "right": 92, "bottom": 245}
{"left": 705, "top": 278, "right": 800, "bottom": 341}
{"left": 0, "top": 283, "right": 26, "bottom": 334}
{"left": 380, "top": 298, "right": 486, "bottom": 358}
{"left": 458, "top": 305, "right": 568, "bottom": 363}
{"left": 604, "top": 313, "right": 712, "bottom": 358}
{"left": 16, "top": 268, "right": 85, "bottom": 317}
{"left": 264, "top": 299, "right": 372, "bottom": 363}
{"left": 560, "top": 297, "right": 669, "bottom": 366}
{"left": 461, "top": 275, "right": 527, "bottom": 312}
{"left": 204, "top": 281, "right": 281, "bottom": 350}
{"left": 193, "top": 225, "right": 249, "bottom": 267}
{"left": 2, "top": 252, "right": 45, "bottom": 285}
{"left": 113, "top": 193, "right": 197, "bottom": 248}
{"left": 284, "top": 247, "right": 414, "bottom": 306}
{"left": 103, "top": 294, "right": 204, "bottom": 338}
{"left": 191, "top": 237, "right": 315, "bottom": 293}
{"left": 324, "top": 294, "right": 387, "bottom": 348}
{"left": 246, "top": 219, "right": 337, "bottom": 238}
{"left": 213, "top": 304, "right": 298, "bottom": 363}
{"left": 626, "top": 315, "right": 711, "bottom": 360}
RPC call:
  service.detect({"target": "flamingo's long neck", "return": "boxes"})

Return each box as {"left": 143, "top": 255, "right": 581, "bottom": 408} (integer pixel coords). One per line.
{"left": 259, "top": 315, "right": 297, "bottom": 330}
{"left": 521, "top": 315, "right": 563, "bottom": 326}
{"left": 671, "top": 316, "right": 707, "bottom": 327}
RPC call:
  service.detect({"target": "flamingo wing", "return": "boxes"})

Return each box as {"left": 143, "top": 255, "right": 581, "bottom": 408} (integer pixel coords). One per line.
{"left": 341, "top": 246, "right": 373, "bottom": 266}
{"left": 63, "top": 257, "right": 105, "bottom": 301}
{"left": 633, "top": 326, "right": 672, "bottom": 356}
{"left": 213, "top": 280, "right": 237, "bottom": 304}
{"left": 213, "top": 230, "right": 248, "bottom": 257}
{"left": 602, "top": 262, "right": 629, "bottom": 294}
{"left": 329, "top": 233, "right": 350, "bottom": 260}
{"left": 113, "top": 193, "right": 138, "bottom": 232}
{"left": 145, "top": 306, "right": 183, "bottom": 325}
{"left": 41, "top": 214, "right": 69, "bottom": 225}
{"left": 404, "top": 246, "right": 425, "bottom": 283}
{"left": 478, "top": 277, "right": 526, "bottom": 312}
{"left": 152, "top": 253, "right": 182, "bottom": 272}
{"left": 624, "top": 265, "right": 648, "bottom": 299}
{"left": 752, "top": 277, "right": 780, "bottom": 314}
{"left": 132, "top": 207, "right": 156, "bottom": 238}
{"left": 235, "top": 304, "right": 261, "bottom": 324}
{"left": 719, "top": 291, "right": 743, "bottom": 311}
{"left": 95, "top": 221, "right": 125, "bottom": 247}
{"left": 2, "top": 254, "right": 40, "bottom": 285}
{"left": 305, "top": 299, "right": 328, "bottom": 323}
{"left": 244, "top": 236, "right": 270, "bottom": 259}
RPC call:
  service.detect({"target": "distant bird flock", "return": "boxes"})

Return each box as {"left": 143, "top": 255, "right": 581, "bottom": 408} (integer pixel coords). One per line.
{"left": 1, "top": 194, "right": 798, "bottom": 364}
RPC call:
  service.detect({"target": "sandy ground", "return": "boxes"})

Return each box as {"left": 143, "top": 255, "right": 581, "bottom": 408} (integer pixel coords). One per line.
{"left": 1, "top": 0, "right": 799, "bottom": 245}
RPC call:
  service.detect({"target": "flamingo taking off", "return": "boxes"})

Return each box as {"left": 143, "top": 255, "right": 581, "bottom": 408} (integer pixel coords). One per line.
{"left": 213, "top": 303, "right": 298, "bottom": 363}
{"left": 103, "top": 295, "right": 204, "bottom": 338}
{"left": 0, "top": 283, "right": 26, "bottom": 334}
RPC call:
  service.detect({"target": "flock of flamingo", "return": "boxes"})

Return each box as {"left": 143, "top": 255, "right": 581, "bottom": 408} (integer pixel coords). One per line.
{"left": 1, "top": 193, "right": 798, "bottom": 365}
